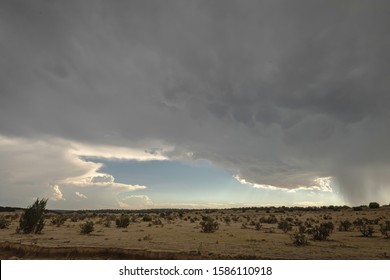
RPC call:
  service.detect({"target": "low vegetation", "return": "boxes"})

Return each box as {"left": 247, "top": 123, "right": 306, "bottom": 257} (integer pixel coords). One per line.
{"left": 379, "top": 221, "right": 390, "bottom": 238}
{"left": 1, "top": 202, "right": 390, "bottom": 259}
{"left": 309, "top": 222, "right": 334, "bottom": 241}
{"left": 80, "top": 220, "right": 94, "bottom": 235}
{"left": 116, "top": 214, "right": 130, "bottom": 228}
{"left": 360, "top": 224, "right": 374, "bottom": 237}
{"left": 278, "top": 220, "right": 293, "bottom": 233}
{"left": 0, "top": 215, "right": 11, "bottom": 229}
{"left": 200, "top": 216, "right": 219, "bottom": 233}
{"left": 291, "top": 232, "right": 308, "bottom": 246}
{"left": 339, "top": 220, "right": 353, "bottom": 231}
{"left": 17, "top": 198, "right": 47, "bottom": 234}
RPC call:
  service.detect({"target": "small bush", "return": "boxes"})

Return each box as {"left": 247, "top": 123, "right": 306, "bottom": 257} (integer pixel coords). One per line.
{"left": 368, "top": 202, "right": 380, "bottom": 209}
{"left": 339, "top": 220, "right": 352, "bottom": 231}
{"left": 51, "top": 215, "right": 67, "bottom": 227}
{"left": 259, "top": 215, "right": 278, "bottom": 224}
{"left": 17, "top": 198, "right": 47, "bottom": 234}
{"left": 309, "top": 222, "right": 333, "bottom": 241}
{"left": 360, "top": 224, "right": 374, "bottom": 237}
{"left": 80, "top": 220, "right": 94, "bottom": 234}
{"left": 103, "top": 217, "right": 111, "bottom": 228}
{"left": 116, "top": 214, "right": 130, "bottom": 228}
{"left": 278, "top": 220, "right": 293, "bottom": 233}
{"left": 291, "top": 232, "right": 308, "bottom": 246}
{"left": 200, "top": 217, "right": 219, "bottom": 233}
{"left": 0, "top": 216, "right": 11, "bottom": 229}
{"left": 380, "top": 221, "right": 390, "bottom": 238}
{"left": 353, "top": 218, "right": 365, "bottom": 226}
{"left": 142, "top": 215, "right": 153, "bottom": 222}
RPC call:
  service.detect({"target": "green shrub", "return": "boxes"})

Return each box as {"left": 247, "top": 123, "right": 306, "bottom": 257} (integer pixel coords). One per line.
{"left": 309, "top": 222, "right": 333, "bottom": 241}
{"left": 380, "top": 221, "right": 390, "bottom": 238}
{"left": 50, "top": 215, "right": 67, "bottom": 227}
{"left": 103, "top": 217, "right": 111, "bottom": 227}
{"left": 142, "top": 215, "right": 153, "bottom": 222}
{"left": 0, "top": 216, "right": 11, "bottom": 229}
{"left": 278, "top": 220, "right": 293, "bottom": 233}
{"left": 259, "top": 215, "right": 278, "bottom": 224}
{"left": 17, "top": 198, "right": 47, "bottom": 234}
{"left": 368, "top": 202, "right": 380, "bottom": 209}
{"left": 80, "top": 220, "right": 94, "bottom": 234}
{"left": 339, "top": 220, "right": 352, "bottom": 231}
{"left": 200, "top": 217, "right": 219, "bottom": 233}
{"left": 116, "top": 214, "right": 130, "bottom": 228}
{"left": 291, "top": 232, "right": 308, "bottom": 246}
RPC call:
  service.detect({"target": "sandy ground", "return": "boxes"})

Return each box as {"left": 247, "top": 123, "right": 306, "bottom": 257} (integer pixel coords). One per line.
{"left": 1, "top": 206, "right": 390, "bottom": 259}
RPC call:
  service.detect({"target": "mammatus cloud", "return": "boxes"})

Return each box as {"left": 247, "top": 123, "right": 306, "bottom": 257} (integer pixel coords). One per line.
{"left": 1, "top": 1, "right": 390, "bottom": 205}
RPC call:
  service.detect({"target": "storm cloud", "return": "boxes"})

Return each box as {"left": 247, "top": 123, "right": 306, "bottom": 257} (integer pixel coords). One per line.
{"left": 1, "top": 0, "right": 390, "bottom": 206}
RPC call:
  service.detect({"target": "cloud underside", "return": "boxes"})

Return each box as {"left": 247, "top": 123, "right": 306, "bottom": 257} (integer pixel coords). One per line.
{"left": 1, "top": 1, "right": 390, "bottom": 205}
{"left": 0, "top": 136, "right": 147, "bottom": 208}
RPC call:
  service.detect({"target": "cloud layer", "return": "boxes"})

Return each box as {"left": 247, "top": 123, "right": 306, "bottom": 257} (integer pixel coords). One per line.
{"left": 1, "top": 1, "right": 390, "bottom": 205}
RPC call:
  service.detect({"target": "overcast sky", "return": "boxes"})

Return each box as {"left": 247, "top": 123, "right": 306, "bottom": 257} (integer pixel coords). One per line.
{"left": 1, "top": 0, "right": 390, "bottom": 209}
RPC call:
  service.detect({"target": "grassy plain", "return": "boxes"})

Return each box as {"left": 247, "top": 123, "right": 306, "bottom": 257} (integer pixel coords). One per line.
{"left": 1, "top": 206, "right": 389, "bottom": 259}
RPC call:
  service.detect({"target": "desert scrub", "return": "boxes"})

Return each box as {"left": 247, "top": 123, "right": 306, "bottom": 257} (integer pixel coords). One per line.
{"left": 309, "top": 222, "right": 334, "bottom": 241}
{"left": 380, "top": 221, "right": 390, "bottom": 238}
{"left": 278, "top": 220, "right": 293, "bottom": 233}
{"left": 103, "top": 217, "right": 111, "bottom": 227}
{"left": 200, "top": 216, "right": 219, "bottom": 233}
{"left": 291, "top": 232, "right": 308, "bottom": 246}
{"left": 17, "top": 198, "right": 47, "bottom": 234}
{"left": 339, "top": 220, "right": 352, "bottom": 231}
{"left": 360, "top": 224, "right": 374, "bottom": 237}
{"left": 80, "top": 220, "right": 94, "bottom": 234}
{"left": 50, "top": 215, "right": 67, "bottom": 227}
{"left": 142, "top": 214, "right": 153, "bottom": 222}
{"left": 0, "top": 215, "right": 11, "bottom": 229}
{"left": 260, "top": 215, "right": 278, "bottom": 224}
{"left": 116, "top": 214, "right": 130, "bottom": 228}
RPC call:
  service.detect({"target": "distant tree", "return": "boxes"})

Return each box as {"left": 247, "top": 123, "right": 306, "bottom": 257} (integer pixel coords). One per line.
{"left": 368, "top": 202, "right": 380, "bottom": 209}
{"left": 17, "top": 198, "right": 47, "bottom": 234}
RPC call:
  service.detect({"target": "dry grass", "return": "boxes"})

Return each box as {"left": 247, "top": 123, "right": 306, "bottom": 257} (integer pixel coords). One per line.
{"left": 1, "top": 206, "right": 389, "bottom": 259}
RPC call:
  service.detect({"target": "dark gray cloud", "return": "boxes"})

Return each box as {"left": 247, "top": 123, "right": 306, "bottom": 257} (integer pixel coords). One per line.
{"left": 1, "top": 0, "right": 390, "bottom": 205}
